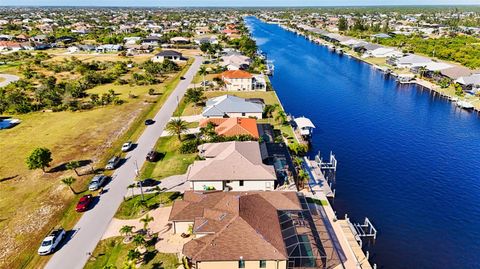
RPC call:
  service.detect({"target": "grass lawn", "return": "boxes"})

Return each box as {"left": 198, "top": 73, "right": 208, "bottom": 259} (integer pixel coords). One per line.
{"left": 0, "top": 58, "right": 193, "bottom": 269}
{"left": 140, "top": 136, "right": 197, "bottom": 181}
{"left": 115, "top": 192, "right": 181, "bottom": 219}
{"left": 84, "top": 236, "right": 179, "bottom": 269}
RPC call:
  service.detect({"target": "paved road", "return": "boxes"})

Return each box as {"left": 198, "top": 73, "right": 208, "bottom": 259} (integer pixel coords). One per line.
{"left": 45, "top": 56, "right": 203, "bottom": 269}
{"left": 0, "top": 74, "right": 19, "bottom": 87}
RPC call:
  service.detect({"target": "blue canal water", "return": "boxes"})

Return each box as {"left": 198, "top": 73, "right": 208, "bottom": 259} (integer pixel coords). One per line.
{"left": 245, "top": 17, "right": 480, "bottom": 269}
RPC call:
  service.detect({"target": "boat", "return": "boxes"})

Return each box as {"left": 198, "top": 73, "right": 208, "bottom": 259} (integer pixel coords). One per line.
{"left": 327, "top": 44, "right": 335, "bottom": 51}
{"left": 336, "top": 48, "right": 344, "bottom": 55}
{"left": 293, "top": 116, "right": 316, "bottom": 138}
{"left": 456, "top": 100, "right": 474, "bottom": 110}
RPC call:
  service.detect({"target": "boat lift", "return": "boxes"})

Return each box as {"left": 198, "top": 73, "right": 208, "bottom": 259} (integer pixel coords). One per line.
{"left": 344, "top": 214, "right": 378, "bottom": 248}
{"left": 315, "top": 151, "right": 337, "bottom": 184}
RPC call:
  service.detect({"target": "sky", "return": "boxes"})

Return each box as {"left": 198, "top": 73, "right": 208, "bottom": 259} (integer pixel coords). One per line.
{"left": 1, "top": 0, "right": 479, "bottom": 7}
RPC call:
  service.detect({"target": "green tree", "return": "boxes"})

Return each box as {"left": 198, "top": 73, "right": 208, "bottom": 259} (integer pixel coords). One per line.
{"left": 126, "top": 249, "right": 141, "bottom": 262}
{"left": 132, "top": 234, "right": 146, "bottom": 247}
{"left": 263, "top": 104, "right": 278, "bottom": 118}
{"left": 184, "top": 88, "right": 205, "bottom": 105}
{"left": 166, "top": 118, "right": 188, "bottom": 141}
{"left": 119, "top": 225, "right": 134, "bottom": 239}
{"left": 26, "top": 147, "right": 52, "bottom": 172}
{"left": 275, "top": 110, "right": 288, "bottom": 125}
{"left": 338, "top": 17, "right": 348, "bottom": 31}
{"left": 198, "top": 65, "right": 208, "bottom": 91}
{"left": 61, "top": 176, "right": 77, "bottom": 194}
{"left": 140, "top": 214, "right": 154, "bottom": 232}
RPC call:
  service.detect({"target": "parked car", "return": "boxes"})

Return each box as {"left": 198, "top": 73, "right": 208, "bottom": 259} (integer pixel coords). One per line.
{"left": 180, "top": 76, "right": 186, "bottom": 80}
{"left": 145, "top": 119, "right": 155, "bottom": 125}
{"left": 136, "top": 178, "right": 160, "bottom": 187}
{"left": 88, "top": 174, "right": 107, "bottom": 191}
{"left": 38, "top": 228, "right": 66, "bottom": 255}
{"left": 121, "top": 141, "right": 133, "bottom": 152}
{"left": 105, "top": 156, "right": 120, "bottom": 170}
{"left": 75, "top": 194, "right": 93, "bottom": 212}
{"left": 146, "top": 150, "right": 159, "bottom": 162}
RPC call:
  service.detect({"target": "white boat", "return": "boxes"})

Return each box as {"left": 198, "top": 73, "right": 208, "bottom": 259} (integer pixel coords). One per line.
{"left": 456, "top": 100, "right": 474, "bottom": 110}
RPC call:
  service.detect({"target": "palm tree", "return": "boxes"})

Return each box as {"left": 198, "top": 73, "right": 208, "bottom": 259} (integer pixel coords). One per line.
{"left": 61, "top": 176, "right": 77, "bottom": 194}
{"left": 140, "top": 214, "right": 154, "bottom": 232}
{"left": 132, "top": 234, "right": 146, "bottom": 247}
{"left": 198, "top": 66, "right": 207, "bottom": 91}
{"left": 126, "top": 249, "right": 141, "bottom": 262}
{"left": 298, "top": 169, "right": 309, "bottom": 190}
{"left": 166, "top": 118, "right": 188, "bottom": 141}
{"left": 119, "top": 225, "right": 134, "bottom": 239}
{"left": 275, "top": 110, "right": 288, "bottom": 125}
{"left": 263, "top": 104, "right": 278, "bottom": 118}
{"left": 66, "top": 161, "right": 81, "bottom": 176}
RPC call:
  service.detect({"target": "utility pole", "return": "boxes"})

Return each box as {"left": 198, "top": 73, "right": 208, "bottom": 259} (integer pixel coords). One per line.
{"left": 134, "top": 160, "right": 144, "bottom": 201}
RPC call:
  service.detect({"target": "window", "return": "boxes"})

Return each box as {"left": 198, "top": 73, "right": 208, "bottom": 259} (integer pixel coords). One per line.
{"left": 239, "top": 180, "right": 244, "bottom": 186}
{"left": 238, "top": 260, "right": 245, "bottom": 268}
{"left": 260, "top": 260, "right": 267, "bottom": 268}
{"left": 242, "top": 113, "right": 246, "bottom": 116}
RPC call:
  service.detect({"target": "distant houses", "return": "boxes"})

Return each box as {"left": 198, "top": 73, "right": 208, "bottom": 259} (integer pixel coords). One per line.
{"left": 202, "top": 95, "right": 264, "bottom": 119}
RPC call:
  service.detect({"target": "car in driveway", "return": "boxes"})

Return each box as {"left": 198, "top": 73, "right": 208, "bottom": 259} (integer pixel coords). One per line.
{"left": 38, "top": 228, "right": 66, "bottom": 255}
{"left": 75, "top": 194, "right": 93, "bottom": 212}
{"left": 136, "top": 178, "right": 160, "bottom": 187}
{"left": 145, "top": 119, "right": 155, "bottom": 125}
{"left": 146, "top": 150, "right": 159, "bottom": 162}
{"left": 105, "top": 156, "right": 120, "bottom": 170}
{"left": 88, "top": 174, "right": 107, "bottom": 191}
{"left": 121, "top": 141, "right": 133, "bottom": 152}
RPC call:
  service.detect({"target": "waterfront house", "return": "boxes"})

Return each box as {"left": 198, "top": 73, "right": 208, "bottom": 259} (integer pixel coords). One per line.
{"left": 151, "top": 50, "right": 183, "bottom": 62}
{"left": 364, "top": 47, "right": 402, "bottom": 58}
{"left": 187, "top": 141, "right": 277, "bottom": 191}
{"left": 220, "top": 70, "right": 267, "bottom": 91}
{"left": 202, "top": 95, "right": 264, "bottom": 119}
{"left": 220, "top": 54, "right": 252, "bottom": 70}
{"left": 168, "top": 190, "right": 340, "bottom": 269}
{"left": 390, "top": 54, "right": 432, "bottom": 68}
{"left": 199, "top": 117, "right": 259, "bottom": 139}
{"left": 455, "top": 73, "right": 480, "bottom": 94}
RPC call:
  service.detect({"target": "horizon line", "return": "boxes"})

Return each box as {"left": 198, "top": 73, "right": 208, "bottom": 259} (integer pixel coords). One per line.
{"left": 1, "top": 4, "right": 480, "bottom": 8}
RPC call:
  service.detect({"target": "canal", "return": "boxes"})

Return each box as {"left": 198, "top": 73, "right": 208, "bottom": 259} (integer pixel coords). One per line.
{"left": 245, "top": 17, "right": 480, "bottom": 268}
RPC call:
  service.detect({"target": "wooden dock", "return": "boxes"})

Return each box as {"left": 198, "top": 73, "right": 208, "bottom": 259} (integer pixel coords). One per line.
{"left": 337, "top": 219, "right": 373, "bottom": 269}
{"left": 304, "top": 158, "right": 335, "bottom": 198}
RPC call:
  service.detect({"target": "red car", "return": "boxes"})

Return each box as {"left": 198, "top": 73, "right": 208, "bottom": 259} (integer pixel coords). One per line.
{"left": 75, "top": 194, "right": 93, "bottom": 212}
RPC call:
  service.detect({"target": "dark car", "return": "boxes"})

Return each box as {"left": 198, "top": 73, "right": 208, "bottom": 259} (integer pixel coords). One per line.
{"left": 180, "top": 76, "right": 186, "bottom": 80}
{"left": 145, "top": 119, "right": 155, "bottom": 125}
{"left": 75, "top": 194, "right": 93, "bottom": 212}
{"left": 137, "top": 178, "right": 160, "bottom": 187}
{"left": 146, "top": 150, "right": 159, "bottom": 162}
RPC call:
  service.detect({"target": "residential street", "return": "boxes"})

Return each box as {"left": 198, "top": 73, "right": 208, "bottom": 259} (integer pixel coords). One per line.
{"left": 45, "top": 56, "right": 203, "bottom": 269}
{"left": 0, "top": 73, "right": 20, "bottom": 87}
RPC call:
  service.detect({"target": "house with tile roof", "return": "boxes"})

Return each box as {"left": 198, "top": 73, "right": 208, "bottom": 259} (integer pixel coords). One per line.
{"left": 220, "top": 70, "right": 267, "bottom": 91}
{"left": 187, "top": 141, "right": 276, "bottom": 191}
{"left": 169, "top": 190, "right": 342, "bottom": 269}
{"left": 199, "top": 117, "right": 259, "bottom": 139}
{"left": 202, "top": 95, "right": 264, "bottom": 119}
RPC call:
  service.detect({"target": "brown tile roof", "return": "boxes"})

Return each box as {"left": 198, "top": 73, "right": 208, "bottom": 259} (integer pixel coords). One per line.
{"left": 170, "top": 191, "right": 303, "bottom": 262}
{"left": 199, "top": 118, "right": 259, "bottom": 139}
{"left": 221, "top": 70, "right": 253, "bottom": 79}
{"left": 187, "top": 141, "right": 276, "bottom": 182}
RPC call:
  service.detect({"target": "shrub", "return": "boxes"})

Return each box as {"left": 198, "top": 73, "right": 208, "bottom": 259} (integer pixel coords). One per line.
{"left": 180, "top": 139, "right": 200, "bottom": 154}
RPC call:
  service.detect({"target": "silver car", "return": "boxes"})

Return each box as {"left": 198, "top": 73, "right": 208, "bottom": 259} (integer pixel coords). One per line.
{"left": 105, "top": 156, "right": 120, "bottom": 170}
{"left": 88, "top": 175, "right": 106, "bottom": 191}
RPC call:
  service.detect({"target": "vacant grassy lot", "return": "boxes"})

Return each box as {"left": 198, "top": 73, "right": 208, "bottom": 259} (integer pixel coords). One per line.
{"left": 84, "top": 236, "right": 179, "bottom": 269}
{"left": 115, "top": 192, "right": 181, "bottom": 219}
{"left": 140, "top": 136, "right": 197, "bottom": 181}
{"left": 0, "top": 56, "right": 193, "bottom": 269}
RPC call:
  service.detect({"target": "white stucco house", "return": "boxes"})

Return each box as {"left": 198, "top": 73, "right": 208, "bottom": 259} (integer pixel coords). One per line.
{"left": 202, "top": 95, "right": 264, "bottom": 119}
{"left": 151, "top": 50, "right": 183, "bottom": 62}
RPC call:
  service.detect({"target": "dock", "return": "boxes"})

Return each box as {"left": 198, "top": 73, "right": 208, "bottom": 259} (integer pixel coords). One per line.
{"left": 304, "top": 158, "right": 335, "bottom": 198}
{"left": 338, "top": 216, "right": 377, "bottom": 269}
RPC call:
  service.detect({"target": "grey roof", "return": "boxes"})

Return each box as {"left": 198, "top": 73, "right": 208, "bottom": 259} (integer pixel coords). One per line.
{"left": 396, "top": 54, "right": 432, "bottom": 65}
{"left": 203, "top": 95, "right": 263, "bottom": 117}
{"left": 456, "top": 74, "right": 480, "bottom": 86}
{"left": 156, "top": 50, "right": 182, "bottom": 57}
{"left": 440, "top": 66, "right": 473, "bottom": 80}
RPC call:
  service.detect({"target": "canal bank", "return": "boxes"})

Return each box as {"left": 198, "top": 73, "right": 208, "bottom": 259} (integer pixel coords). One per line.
{"left": 276, "top": 22, "right": 480, "bottom": 113}
{"left": 246, "top": 16, "right": 480, "bottom": 269}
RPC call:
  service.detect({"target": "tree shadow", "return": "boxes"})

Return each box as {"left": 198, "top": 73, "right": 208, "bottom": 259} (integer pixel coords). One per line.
{"left": 0, "top": 174, "right": 18, "bottom": 183}
{"left": 48, "top": 159, "right": 92, "bottom": 173}
{"left": 143, "top": 250, "right": 158, "bottom": 264}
